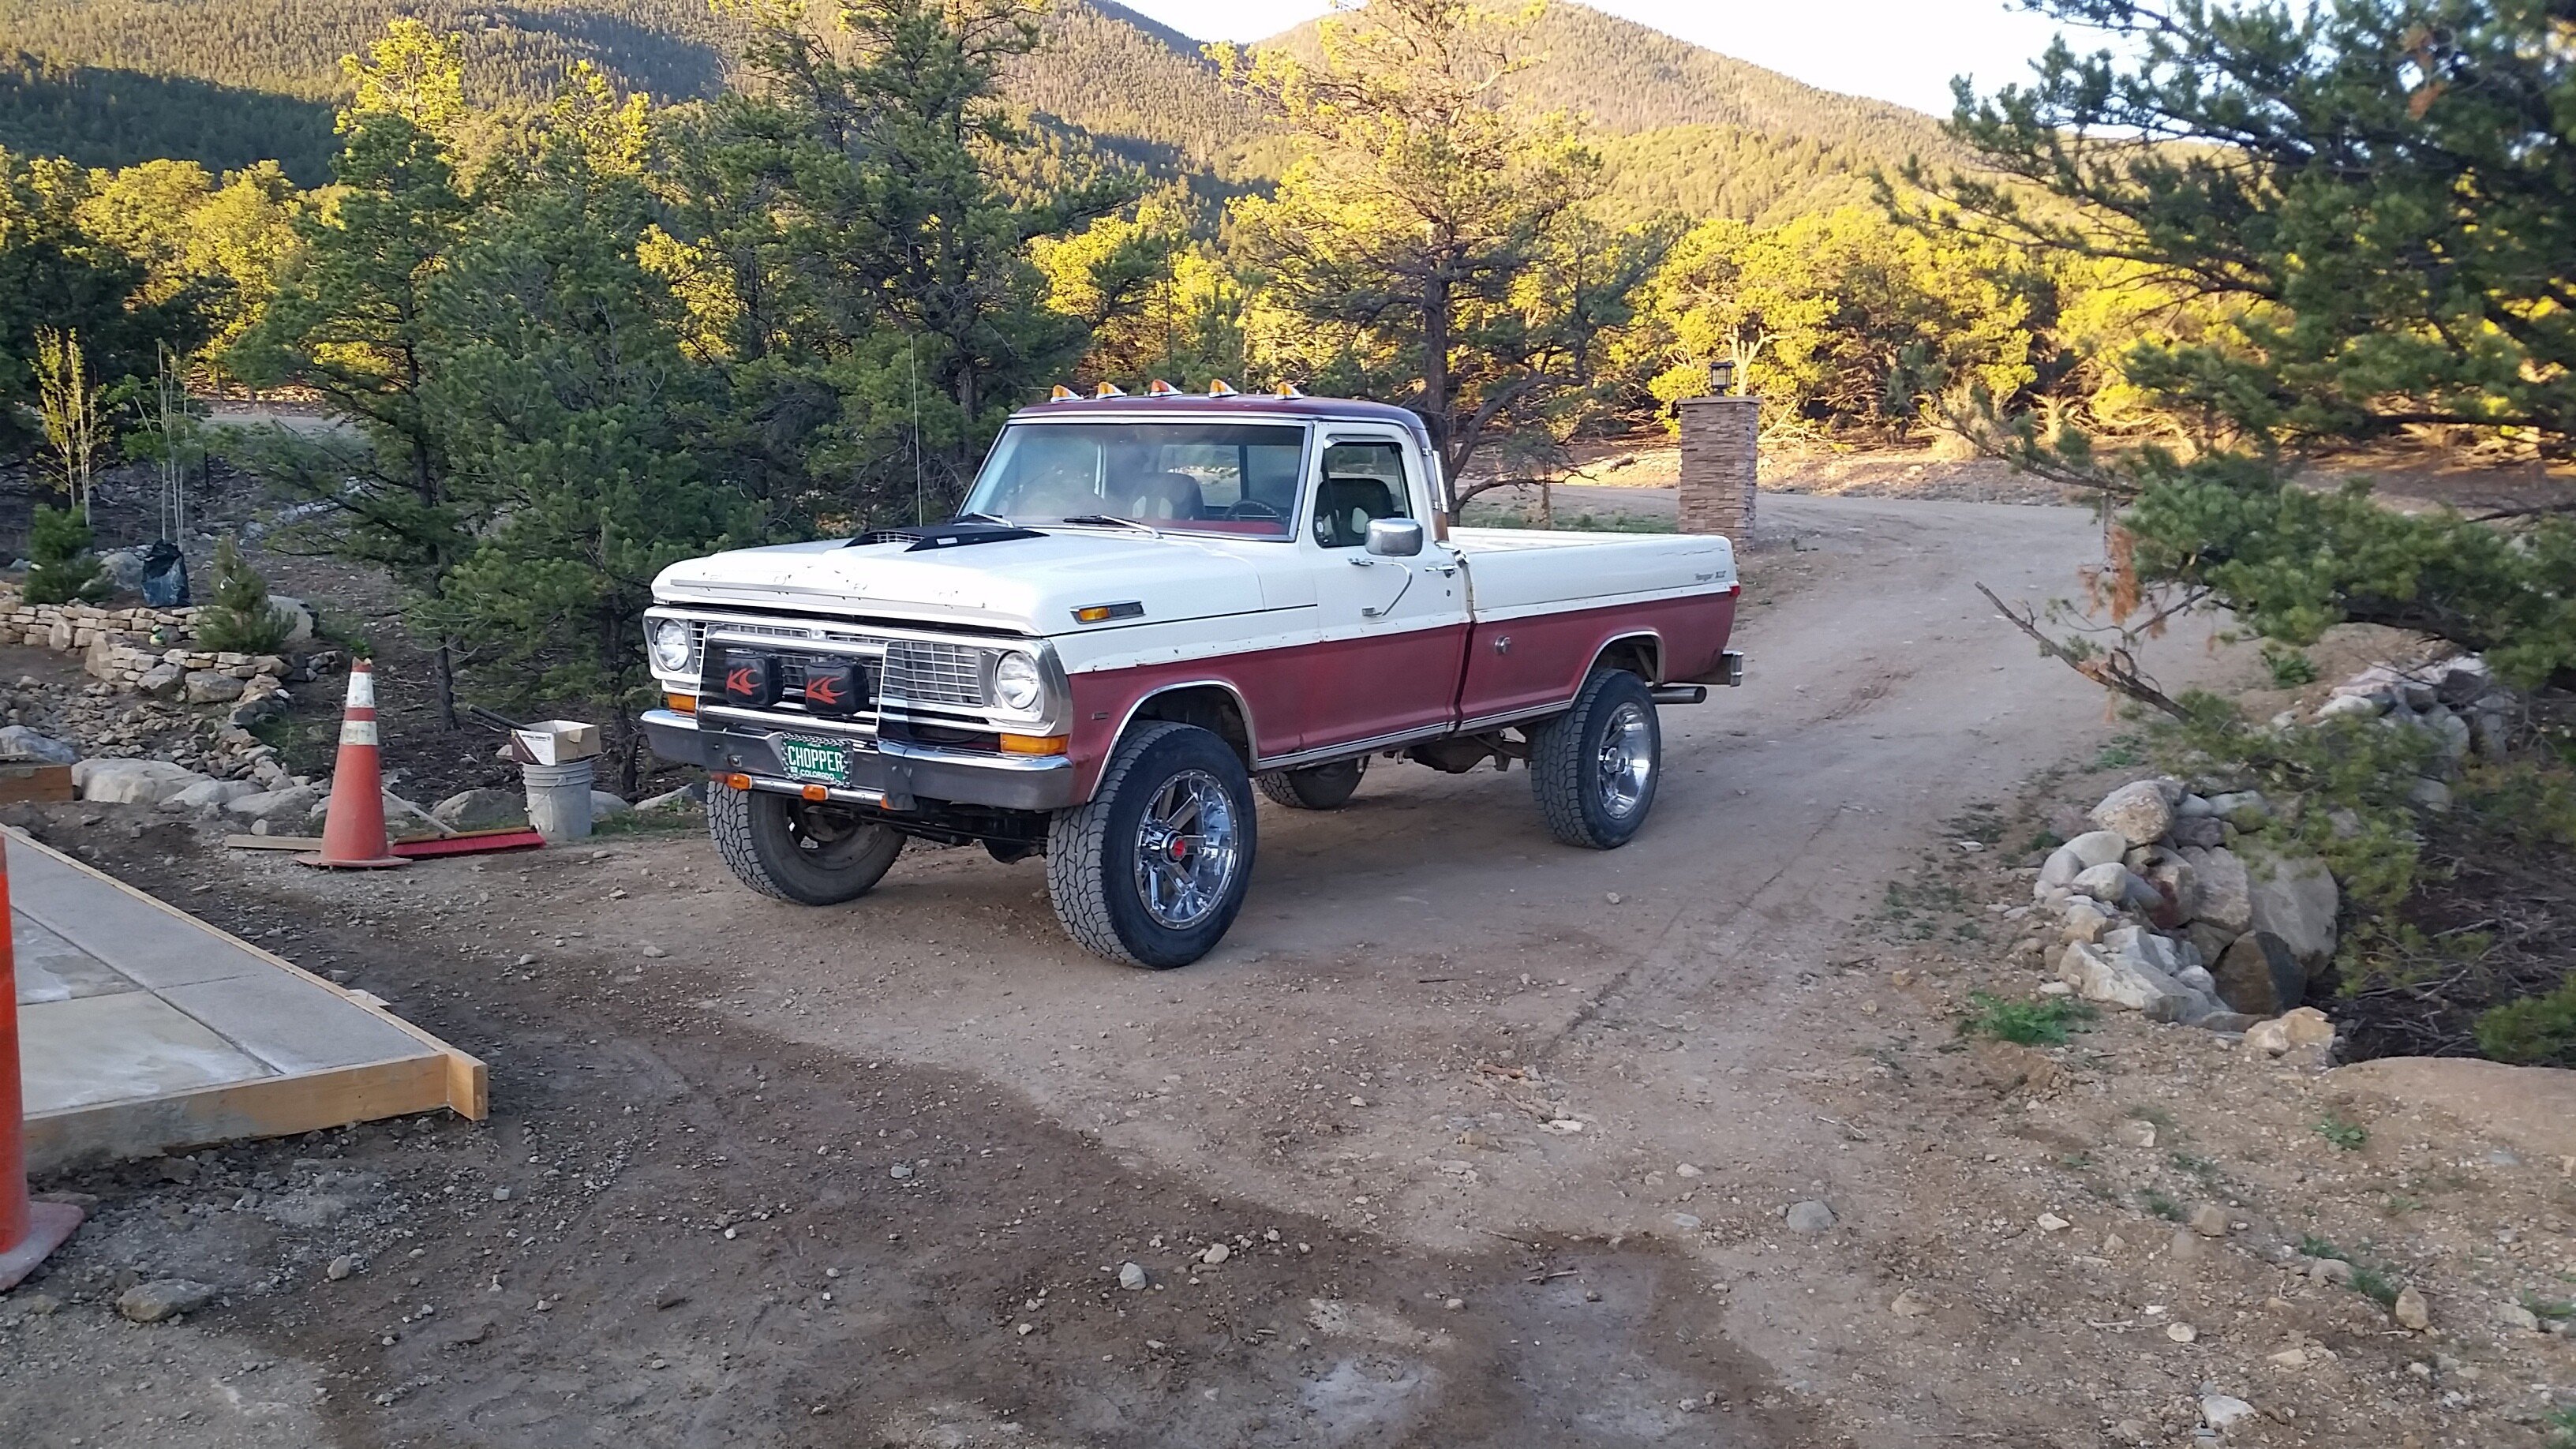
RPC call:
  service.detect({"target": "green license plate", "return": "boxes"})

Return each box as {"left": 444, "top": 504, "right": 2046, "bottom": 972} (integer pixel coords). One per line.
{"left": 779, "top": 736, "right": 850, "bottom": 787}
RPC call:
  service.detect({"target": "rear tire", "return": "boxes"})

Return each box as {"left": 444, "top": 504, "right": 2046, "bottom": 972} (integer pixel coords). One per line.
{"left": 1256, "top": 755, "right": 1366, "bottom": 810}
{"left": 1048, "top": 722, "right": 1256, "bottom": 968}
{"left": 708, "top": 784, "right": 904, "bottom": 904}
{"left": 1530, "top": 668, "right": 1661, "bottom": 849}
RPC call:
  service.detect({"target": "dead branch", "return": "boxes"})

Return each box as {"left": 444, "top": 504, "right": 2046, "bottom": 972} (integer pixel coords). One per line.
{"left": 1975, "top": 582, "right": 2193, "bottom": 722}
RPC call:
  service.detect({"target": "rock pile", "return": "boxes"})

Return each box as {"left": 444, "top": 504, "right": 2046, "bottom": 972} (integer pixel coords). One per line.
{"left": 2290, "top": 654, "right": 2508, "bottom": 805}
{"left": 2034, "top": 778, "right": 2339, "bottom": 1036}
{"left": 0, "top": 593, "right": 198, "bottom": 649}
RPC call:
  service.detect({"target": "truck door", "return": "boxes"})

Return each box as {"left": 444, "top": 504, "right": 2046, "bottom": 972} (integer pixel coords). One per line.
{"left": 1291, "top": 430, "right": 1470, "bottom": 751}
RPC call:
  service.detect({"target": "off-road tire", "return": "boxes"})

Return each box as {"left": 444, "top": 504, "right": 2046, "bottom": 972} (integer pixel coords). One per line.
{"left": 1529, "top": 668, "right": 1661, "bottom": 849}
{"left": 1255, "top": 755, "right": 1366, "bottom": 810}
{"left": 1048, "top": 721, "right": 1257, "bottom": 968}
{"left": 708, "top": 784, "right": 904, "bottom": 904}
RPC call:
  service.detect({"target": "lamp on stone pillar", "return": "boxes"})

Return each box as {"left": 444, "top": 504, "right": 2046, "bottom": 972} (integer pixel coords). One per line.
{"left": 1676, "top": 391, "right": 1757, "bottom": 541}
{"left": 1708, "top": 358, "right": 1737, "bottom": 396}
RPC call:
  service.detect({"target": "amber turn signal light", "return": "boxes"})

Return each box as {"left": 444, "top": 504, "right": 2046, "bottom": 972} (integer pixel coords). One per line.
{"left": 667, "top": 692, "right": 697, "bottom": 713}
{"left": 998, "top": 733, "right": 1069, "bottom": 756}
{"left": 721, "top": 773, "right": 752, "bottom": 791}
{"left": 800, "top": 784, "right": 830, "bottom": 801}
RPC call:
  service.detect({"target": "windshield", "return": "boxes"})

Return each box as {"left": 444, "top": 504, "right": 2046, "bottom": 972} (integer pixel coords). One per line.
{"left": 960, "top": 421, "right": 1307, "bottom": 538}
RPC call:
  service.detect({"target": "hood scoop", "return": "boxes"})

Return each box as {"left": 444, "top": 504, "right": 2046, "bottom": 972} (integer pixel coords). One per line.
{"left": 850, "top": 520, "right": 1046, "bottom": 552}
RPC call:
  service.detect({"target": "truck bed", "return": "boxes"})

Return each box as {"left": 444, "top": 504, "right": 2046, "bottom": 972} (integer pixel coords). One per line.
{"left": 1447, "top": 526, "right": 1740, "bottom": 723}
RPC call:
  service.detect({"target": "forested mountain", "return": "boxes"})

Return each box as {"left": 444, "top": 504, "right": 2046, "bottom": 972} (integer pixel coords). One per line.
{"left": 0, "top": 0, "right": 1968, "bottom": 216}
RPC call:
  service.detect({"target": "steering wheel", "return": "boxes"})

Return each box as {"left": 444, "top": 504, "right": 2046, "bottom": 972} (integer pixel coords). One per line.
{"left": 1225, "top": 500, "right": 1284, "bottom": 522}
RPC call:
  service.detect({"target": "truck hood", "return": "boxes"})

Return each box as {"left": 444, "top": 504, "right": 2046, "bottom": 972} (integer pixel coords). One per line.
{"left": 652, "top": 529, "right": 1272, "bottom": 635}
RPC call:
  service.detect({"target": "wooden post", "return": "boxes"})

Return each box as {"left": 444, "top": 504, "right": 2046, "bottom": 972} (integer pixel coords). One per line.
{"left": 1676, "top": 395, "right": 1758, "bottom": 540}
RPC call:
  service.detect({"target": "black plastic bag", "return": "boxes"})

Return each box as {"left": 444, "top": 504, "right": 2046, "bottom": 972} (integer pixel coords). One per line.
{"left": 140, "top": 540, "right": 189, "bottom": 607}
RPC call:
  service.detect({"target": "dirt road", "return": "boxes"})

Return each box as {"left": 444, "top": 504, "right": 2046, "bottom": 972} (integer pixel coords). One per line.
{"left": 3, "top": 495, "right": 2260, "bottom": 1447}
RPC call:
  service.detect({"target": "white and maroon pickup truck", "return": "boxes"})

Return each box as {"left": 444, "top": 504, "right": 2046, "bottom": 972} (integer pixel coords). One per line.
{"left": 641, "top": 390, "right": 1743, "bottom": 966}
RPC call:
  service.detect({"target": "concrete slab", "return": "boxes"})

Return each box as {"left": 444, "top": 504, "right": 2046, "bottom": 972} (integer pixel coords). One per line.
{"left": 9, "top": 827, "right": 485, "bottom": 1172}
{"left": 159, "top": 972, "right": 429, "bottom": 1076}
{"left": 9, "top": 839, "right": 269, "bottom": 990}
{"left": 18, "top": 990, "right": 271, "bottom": 1113}
{"left": 13, "top": 915, "right": 134, "bottom": 1003}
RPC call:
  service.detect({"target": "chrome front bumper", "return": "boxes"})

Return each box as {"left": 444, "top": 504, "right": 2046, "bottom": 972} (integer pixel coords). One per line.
{"left": 639, "top": 710, "right": 1079, "bottom": 812}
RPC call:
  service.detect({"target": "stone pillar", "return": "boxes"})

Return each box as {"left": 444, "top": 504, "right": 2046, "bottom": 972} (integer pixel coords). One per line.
{"left": 1676, "top": 395, "right": 1758, "bottom": 540}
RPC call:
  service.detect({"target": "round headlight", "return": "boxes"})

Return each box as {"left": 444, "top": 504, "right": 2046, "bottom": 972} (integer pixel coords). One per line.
{"left": 992, "top": 652, "right": 1043, "bottom": 712}
{"left": 649, "top": 618, "right": 691, "bottom": 673}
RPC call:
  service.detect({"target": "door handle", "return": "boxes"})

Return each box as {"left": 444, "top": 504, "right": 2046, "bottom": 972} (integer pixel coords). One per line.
{"left": 1347, "top": 556, "right": 1375, "bottom": 567}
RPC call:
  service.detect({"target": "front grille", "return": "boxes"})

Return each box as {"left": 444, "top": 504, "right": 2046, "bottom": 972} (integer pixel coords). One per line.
{"left": 882, "top": 640, "right": 987, "bottom": 708}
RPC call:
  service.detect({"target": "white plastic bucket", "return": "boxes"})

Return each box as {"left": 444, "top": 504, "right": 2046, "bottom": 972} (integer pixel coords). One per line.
{"left": 522, "top": 758, "right": 596, "bottom": 843}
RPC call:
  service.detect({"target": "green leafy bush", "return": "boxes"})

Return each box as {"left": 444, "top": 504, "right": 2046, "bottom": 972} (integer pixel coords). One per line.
{"left": 2475, "top": 981, "right": 2576, "bottom": 1067}
{"left": 2260, "top": 643, "right": 2318, "bottom": 688}
{"left": 21, "top": 504, "right": 103, "bottom": 605}
{"left": 193, "top": 537, "right": 292, "bottom": 653}
{"left": 1962, "top": 990, "right": 2095, "bottom": 1046}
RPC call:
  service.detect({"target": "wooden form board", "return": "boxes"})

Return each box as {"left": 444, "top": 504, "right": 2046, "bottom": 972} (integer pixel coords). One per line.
{"left": 12, "top": 827, "right": 485, "bottom": 1173}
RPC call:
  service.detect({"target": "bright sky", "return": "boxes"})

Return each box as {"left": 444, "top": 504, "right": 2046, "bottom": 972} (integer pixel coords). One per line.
{"left": 1112, "top": 0, "right": 2074, "bottom": 117}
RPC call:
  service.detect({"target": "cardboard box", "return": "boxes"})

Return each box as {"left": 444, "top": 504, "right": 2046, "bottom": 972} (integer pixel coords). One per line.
{"left": 504, "top": 720, "right": 601, "bottom": 766}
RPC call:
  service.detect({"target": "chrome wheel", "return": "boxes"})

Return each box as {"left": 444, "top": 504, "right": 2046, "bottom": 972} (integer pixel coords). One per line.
{"left": 1595, "top": 701, "right": 1654, "bottom": 818}
{"left": 1131, "top": 768, "right": 1242, "bottom": 929}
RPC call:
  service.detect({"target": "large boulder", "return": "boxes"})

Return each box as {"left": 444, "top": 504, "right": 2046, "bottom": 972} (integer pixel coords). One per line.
{"left": 266, "top": 596, "right": 317, "bottom": 646}
{"left": 223, "top": 783, "right": 324, "bottom": 828}
{"left": 74, "top": 758, "right": 210, "bottom": 807}
{"left": 2039, "top": 829, "right": 2129, "bottom": 889}
{"left": 2213, "top": 931, "right": 2307, "bottom": 1017}
{"left": 2091, "top": 781, "right": 2175, "bottom": 845}
{"left": 136, "top": 661, "right": 186, "bottom": 698}
{"left": 161, "top": 777, "right": 258, "bottom": 814}
{"left": 2248, "top": 855, "right": 2339, "bottom": 968}
{"left": 2071, "top": 862, "right": 2163, "bottom": 913}
{"left": 183, "top": 670, "right": 246, "bottom": 705}
{"left": 2178, "top": 845, "right": 2254, "bottom": 934}
{"left": 432, "top": 788, "right": 526, "bottom": 831}
{"left": 0, "top": 725, "right": 77, "bottom": 764}
{"left": 2058, "top": 940, "right": 2207, "bottom": 1022}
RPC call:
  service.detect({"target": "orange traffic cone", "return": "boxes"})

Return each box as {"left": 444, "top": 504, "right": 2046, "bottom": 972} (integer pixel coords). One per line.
{"left": 299, "top": 659, "right": 409, "bottom": 870}
{"left": 2, "top": 834, "right": 83, "bottom": 1290}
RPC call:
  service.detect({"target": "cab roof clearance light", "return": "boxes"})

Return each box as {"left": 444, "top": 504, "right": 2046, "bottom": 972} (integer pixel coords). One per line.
{"left": 1208, "top": 379, "right": 1238, "bottom": 397}
{"left": 1275, "top": 381, "right": 1305, "bottom": 399}
{"left": 1048, "top": 384, "right": 1079, "bottom": 402}
{"left": 1145, "top": 378, "right": 1181, "bottom": 397}
{"left": 1094, "top": 382, "right": 1126, "bottom": 399}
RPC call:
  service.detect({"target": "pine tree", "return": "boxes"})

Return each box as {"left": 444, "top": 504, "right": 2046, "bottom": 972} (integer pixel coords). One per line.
{"left": 21, "top": 504, "right": 102, "bottom": 605}
{"left": 193, "top": 537, "right": 291, "bottom": 653}
{"left": 228, "top": 21, "right": 475, "bottom": 725}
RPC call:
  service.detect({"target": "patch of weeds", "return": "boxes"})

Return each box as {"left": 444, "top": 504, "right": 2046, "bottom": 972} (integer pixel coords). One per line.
{"left": 2125, "top": 1104, "right": 2180, "bottom": 1136}
{"left": 1944, "top": 803, "right": 2006, "bottom": 846}
{"left": 2348, "top": 1264, "right": 2402, "bottom": 1308}
{"left": 2259, "top": 642, "right": 2320, "bottom": 687}
{"left": 2315, "top": 1113, "right": 2368, "bottom": 1151}
{"left": 2169, "top": 1150, "right": 2221, "bottom": 1183}
{"left": 2547, "top": 1406, "right": 2576, "bottom": 1449}
{"left": 2296, "top": 1234, "right": 2349, "bottom": 1262}
{"left": 2379, "top": 1193, "right": 2424, "bottom": 1218}
{"left": 2139, "top": 1188, "right": 2184, "bottom": 1222}
{"left": 2091, "top": 734, "right": 2146, "bottom": 769}
{"left": 2522, "top": 1292, "right": 2576, "bottom": 1323}
{"left": 1949, "top": 920, "right": 1986, "bottom": 944}
{"left": 2021, "top": 829, "right": 2066, "bottom": 855}
{"left": 1961, "top": 991, "right": 2095, "bottom": 1046}
{"left": 2059, "top": 1151, "right": 2093, "bottom": 1170}
{"left": 593, "top": 802, "right": 706, "bottom": 837}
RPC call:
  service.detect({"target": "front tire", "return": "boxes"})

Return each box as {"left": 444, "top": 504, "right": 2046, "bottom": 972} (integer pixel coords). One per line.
{"left": 708, "top": 784, "right": 904, "bottom": 904}
{"left": 1256, "top": 755, "right": 1366, "bottom": 810}
{"left": 1048, "top": 722, "right": 1256, "bottom": 968}
{"left": 1530, "top": 668, "right": 1661, "bottom": 849}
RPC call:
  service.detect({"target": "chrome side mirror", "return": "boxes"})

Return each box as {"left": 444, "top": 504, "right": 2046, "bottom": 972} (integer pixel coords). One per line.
{"left": 1365, "top": 518, "right": 1425, "bottom": 557}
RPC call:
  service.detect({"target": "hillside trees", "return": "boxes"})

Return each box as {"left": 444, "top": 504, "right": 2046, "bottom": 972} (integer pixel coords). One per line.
{"left": 1914, "top": 0, "right": 2576, "bottom": 695}
{"left": 1222, "top": 0, "right": 1661, "bottom": 496}
{"left": 229, "top": 19, "right": 477, "bottom": 724}
{"left": 647, "top": 0, "right": 1134, "bottom": 528}
{"left": 1627, "top": 208, "right": 2037, "bottom": 436}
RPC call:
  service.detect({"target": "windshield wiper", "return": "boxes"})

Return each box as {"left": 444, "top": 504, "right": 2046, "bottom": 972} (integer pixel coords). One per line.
{"left": 1059, "top": 514, "right": 1163, "bottom": 539}
{"left": 954, "top": 510, "right": 1015, "bottom": 527}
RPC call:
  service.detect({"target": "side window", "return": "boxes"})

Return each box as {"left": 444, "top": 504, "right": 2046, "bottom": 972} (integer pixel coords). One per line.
{"left": 1311, "top": 440, "right": 1413, "bottom": 549}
